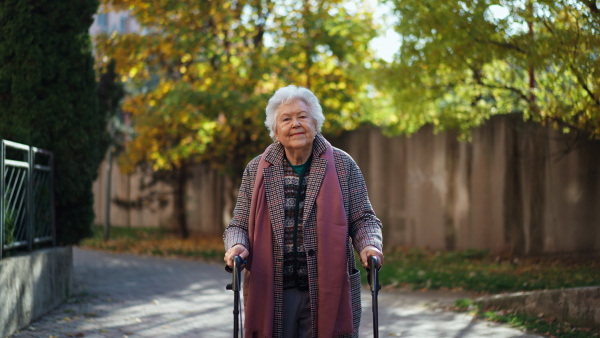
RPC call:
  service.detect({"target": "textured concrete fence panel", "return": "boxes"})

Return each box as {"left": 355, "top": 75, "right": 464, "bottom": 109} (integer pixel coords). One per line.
{"left": 330, "top": 115, "right": 600, "bottom": 254}
{"left": 93, "top": 161, "right": 233, "bottom": 236}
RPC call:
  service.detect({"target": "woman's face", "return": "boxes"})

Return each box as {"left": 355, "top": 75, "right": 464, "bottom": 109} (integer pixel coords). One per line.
{"left": 274, "top": 99, "right": 317, "bottom": 152}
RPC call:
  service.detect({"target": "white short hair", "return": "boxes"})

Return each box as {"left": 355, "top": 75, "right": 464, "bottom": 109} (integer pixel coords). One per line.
{"left": 265, "top": 85, "right": 325, "bottom": 141}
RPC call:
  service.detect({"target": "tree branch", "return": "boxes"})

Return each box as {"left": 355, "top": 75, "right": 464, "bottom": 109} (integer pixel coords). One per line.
{"left": 545, "top": 115, "right": 588, "bottom": 135}
{"left": 477, "top": 81, "right": 530, "bottom": 103}
{"left": 580, "top": 0, "right": 599, "bottom": 17}
{"left": 541, "top": 19, "right": 554, "bottom": 34}
{"left": 473, "top": 38, "right": 527, "bottom": 54}
{"left": 570, "top": 66, "right": 600, "bottom": 106}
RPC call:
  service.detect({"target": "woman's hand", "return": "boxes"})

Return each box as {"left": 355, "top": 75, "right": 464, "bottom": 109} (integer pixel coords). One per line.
{"left": 224, "top": 244, "right": 249, "bottom": 268}
{"left": 359, "top": 245, "right": 383, "bottom": 269}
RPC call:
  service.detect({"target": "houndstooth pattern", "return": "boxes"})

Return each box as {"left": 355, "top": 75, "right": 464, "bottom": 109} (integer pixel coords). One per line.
{"left": 224, "top": 134, "right": 383, "bottom": 338}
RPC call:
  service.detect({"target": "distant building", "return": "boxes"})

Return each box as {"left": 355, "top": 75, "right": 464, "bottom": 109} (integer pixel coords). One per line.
{"left": 90, "top": 11, "right": 141, "bottom": 36}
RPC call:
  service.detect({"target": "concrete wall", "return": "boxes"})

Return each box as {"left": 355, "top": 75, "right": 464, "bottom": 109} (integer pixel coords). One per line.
{"left": 0, "top": 247, "right": 72, "bottom": 337}
{"left": 93, "top": 115, "right": 600, "bottom": 254}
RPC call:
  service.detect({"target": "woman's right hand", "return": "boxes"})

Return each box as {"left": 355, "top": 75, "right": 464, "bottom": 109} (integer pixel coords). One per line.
{"left": 224, "top": 244, "right": 249, "bottom": 268}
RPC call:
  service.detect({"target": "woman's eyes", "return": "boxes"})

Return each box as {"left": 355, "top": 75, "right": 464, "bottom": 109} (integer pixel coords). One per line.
{"left": 280, "top": 114, "right": 307, "bottom": 122}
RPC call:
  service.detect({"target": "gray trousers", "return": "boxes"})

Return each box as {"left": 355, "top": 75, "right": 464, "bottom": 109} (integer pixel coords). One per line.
{"left": 282, "top": 288, "right": 312, "bottom": 338}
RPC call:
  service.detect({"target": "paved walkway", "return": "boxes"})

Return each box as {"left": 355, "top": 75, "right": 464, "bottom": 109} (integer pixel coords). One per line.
{"left": 10, "top": 248, "right": 542, "bottom": 337}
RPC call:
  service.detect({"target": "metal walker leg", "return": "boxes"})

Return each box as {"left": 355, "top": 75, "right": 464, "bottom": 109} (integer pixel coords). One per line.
{"left": 226, "top": 255, "right": 244, "bottom": 338}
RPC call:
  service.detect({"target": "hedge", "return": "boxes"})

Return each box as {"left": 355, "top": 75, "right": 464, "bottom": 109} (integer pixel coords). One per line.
{"left": 0, "top": 0, "right": 106, "bottom": 245}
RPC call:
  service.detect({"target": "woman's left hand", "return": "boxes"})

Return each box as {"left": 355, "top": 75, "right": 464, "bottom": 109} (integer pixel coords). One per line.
{"left": 360, "top": 245, "right": 384, "bottom": 269}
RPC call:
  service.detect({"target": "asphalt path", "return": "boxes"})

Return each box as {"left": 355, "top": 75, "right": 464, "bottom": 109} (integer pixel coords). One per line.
{"left": 9, "top": 248, "right": 542, "bottom": 337}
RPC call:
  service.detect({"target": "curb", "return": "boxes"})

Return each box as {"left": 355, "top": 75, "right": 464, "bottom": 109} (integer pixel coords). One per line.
{"left": 474, "top": 286, "right": 600, "bottom": 330}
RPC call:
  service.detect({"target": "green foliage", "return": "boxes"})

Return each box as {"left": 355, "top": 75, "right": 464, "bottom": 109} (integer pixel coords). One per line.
{"left": 0, "top": 0, "right": 105, "bottom": 245}
{"left": 379, "top": 248, "right": 599, "bottom": 293}
{"left": 453, "top": 298, "right": 474, "bottom": 311}
{"left": 98, "top": 58, "right": 126, "bottom": 134}
{"left": 380, "top": 0, "right": 600, "bottom": 140}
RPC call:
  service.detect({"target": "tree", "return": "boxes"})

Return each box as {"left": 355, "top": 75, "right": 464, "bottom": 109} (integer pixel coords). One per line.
{"left": 97, "top": 59, "right": 126, "bottom": 241}
{"left": 379, "top": 0, "right": 600, "bottom": 139}
{"left": 0, "top": 0, "right": 107, "bottom": 244}
{"left": 95, "top": 0, "right": 378, "bottom": 237}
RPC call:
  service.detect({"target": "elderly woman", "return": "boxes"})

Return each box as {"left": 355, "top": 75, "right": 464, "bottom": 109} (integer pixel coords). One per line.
{"left": 224, "top": 85, "right": 383, "bottom": 338}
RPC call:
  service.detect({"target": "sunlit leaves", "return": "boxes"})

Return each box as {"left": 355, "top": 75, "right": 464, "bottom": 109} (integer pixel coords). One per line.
{"left": 380, "top": 0, "right": 600, "bottom": 139}
{"left": 96, "top": 0, "right": 378, "bottom": 176}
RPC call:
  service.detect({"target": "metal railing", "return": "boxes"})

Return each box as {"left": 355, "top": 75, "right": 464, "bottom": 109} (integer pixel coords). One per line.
{"left": 1, "top": 140, "right": 55, "bottom": 259}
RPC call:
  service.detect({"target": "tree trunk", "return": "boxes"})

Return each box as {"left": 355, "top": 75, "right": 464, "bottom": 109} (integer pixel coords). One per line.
{"left": 174, "top": 162, "right": 189, "bottom": 239}
{"left": 103, "top": 120, "right": 115, "bottom": 242}
{"left": 504, "top": 117, "right": 525, "bottom": 256}
{"left": 527, "top": 0, "right": 536, "bottom": 108}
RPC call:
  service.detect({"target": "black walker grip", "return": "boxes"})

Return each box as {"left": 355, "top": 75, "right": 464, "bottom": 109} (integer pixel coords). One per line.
{"left": 367, "top": 255, "right": 381, "bottom": 338}
{"left": 367, "top": 256, "right": 382, "bottom": 292}
{"left": 226, "top": 255, "right": 245, "bottom": 338}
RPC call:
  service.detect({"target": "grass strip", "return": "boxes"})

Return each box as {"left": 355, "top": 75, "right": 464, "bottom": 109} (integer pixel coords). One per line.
{"left": 379, "top": 247, "right": 599, "bottom": 293}
{"left": 453, "top": 299, "right": 599, "bottom": 338}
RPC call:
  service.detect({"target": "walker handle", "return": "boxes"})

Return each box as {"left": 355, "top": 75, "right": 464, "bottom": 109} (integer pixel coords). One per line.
{"left": 367, "top": 255, "right": 381, "bottom": 292}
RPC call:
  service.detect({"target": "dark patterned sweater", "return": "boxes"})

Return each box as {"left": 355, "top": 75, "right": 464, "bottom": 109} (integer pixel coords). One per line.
{"left": 282, "top": 157, "right": 311, "bottom": 290}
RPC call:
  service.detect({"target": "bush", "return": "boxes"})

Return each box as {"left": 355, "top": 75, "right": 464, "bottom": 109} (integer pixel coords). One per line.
{"left": 0, "top": 0, "right": 104, "bottom": 245}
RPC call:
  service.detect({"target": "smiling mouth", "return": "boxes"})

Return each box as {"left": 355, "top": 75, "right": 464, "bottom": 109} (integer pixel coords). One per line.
{"left": 291, "top": 132, "right": 305, "bottom": 136}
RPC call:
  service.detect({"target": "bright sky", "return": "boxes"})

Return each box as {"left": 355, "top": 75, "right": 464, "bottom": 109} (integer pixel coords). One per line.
{"left": 365, "top": 1, "right": 516, "bottom": 62}
{"left": 367, "top": 0, "right": 401, "bottom": 62}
